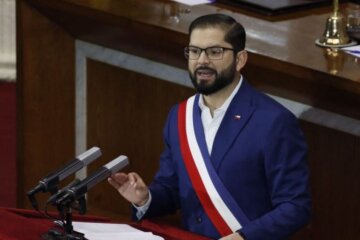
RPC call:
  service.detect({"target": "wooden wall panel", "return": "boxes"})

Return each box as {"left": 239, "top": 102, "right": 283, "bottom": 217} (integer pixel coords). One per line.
{"left": 243, "top": 55, "right": 360, "bottom": 120}
{"left": 299, "top": 121, "right": 360, "bottom": 240}
{"left": 17, "top": 0, "right": 75, "bottom": 208}
{"left": 0, "top": 82, "right": 17, "bottom": 207}
{"left": 86, "top": 59, "right": 195, "bottom": 218}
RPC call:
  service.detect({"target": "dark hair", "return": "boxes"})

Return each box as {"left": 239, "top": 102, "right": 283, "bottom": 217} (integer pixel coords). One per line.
{"left": 188, "top": 14, "right": 246, "bottom": 53}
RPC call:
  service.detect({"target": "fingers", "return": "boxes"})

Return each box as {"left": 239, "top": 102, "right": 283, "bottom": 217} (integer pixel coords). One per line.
{"left": 108, "top": 172, "right": 145, "bottom": 189}
{"left": 128, "top": 172, "right": 148, "bottom": 190}
{"left": 107, "top": 172, "right": 128, "bottom": 190}
{"left": 107, "top": 177, "right": 120, "bottom": 189}
{"left": 127, "top": 172, "right": 141, "bottom": 184}
{"left": 108, "top": 172, "right": 149, "bottom": 205}
{"left": 110, "top": 172, "right": 129, "bottom": 183}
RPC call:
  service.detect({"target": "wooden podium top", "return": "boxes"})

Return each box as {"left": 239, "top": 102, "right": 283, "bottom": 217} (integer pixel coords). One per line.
{"left": 23, "top": 0, "right": 360, "bottom": 119}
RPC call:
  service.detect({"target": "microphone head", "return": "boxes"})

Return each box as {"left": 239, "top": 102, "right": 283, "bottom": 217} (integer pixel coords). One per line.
{"left": 105, "top": 155, "right": 129, "bottom": 174}
{"left": 77, "top": 146, "right": 102, "bottom": 165}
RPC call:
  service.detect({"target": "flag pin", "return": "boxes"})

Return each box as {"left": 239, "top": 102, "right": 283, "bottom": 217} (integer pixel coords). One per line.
{"left": 234, "top": 115, "right": 241, "bottom": 120}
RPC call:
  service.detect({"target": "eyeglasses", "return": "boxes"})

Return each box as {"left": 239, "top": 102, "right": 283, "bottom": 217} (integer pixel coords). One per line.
{"left": 184, "top": 46, "right": 234, "bottom": 60}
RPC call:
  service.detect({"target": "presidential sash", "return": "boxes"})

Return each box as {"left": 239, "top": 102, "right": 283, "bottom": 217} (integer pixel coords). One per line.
{"left": 177, "top": 95, "right": 249, "bottom": 236}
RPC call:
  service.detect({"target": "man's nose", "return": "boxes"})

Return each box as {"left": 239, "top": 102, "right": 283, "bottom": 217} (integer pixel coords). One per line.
{"left": 197, "top": 50, "right": 210, "bottom": 64}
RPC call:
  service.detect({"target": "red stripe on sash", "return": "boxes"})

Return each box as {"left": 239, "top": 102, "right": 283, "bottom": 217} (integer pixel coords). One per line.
{"left": 178, "top": 100, "right": 232, "bottom": 237}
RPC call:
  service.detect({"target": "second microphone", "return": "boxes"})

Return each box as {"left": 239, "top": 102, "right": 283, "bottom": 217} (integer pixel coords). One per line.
{"left": 55, "top": 155, "right": 129, "bottom": 205}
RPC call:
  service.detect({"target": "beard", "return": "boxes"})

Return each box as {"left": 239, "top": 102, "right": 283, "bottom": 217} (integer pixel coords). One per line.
{"left": 189, "top": 60, "right": 236, "bottom": 95}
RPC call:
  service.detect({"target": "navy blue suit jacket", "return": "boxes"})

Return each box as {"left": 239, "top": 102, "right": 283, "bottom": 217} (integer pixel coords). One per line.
{"left": 140, "top": 80, "right": 312, "bottom": 239}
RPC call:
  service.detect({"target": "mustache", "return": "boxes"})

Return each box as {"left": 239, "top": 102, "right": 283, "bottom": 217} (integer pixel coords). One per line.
{"left": 194, "top": 66, "right": 216, "bottom": 74}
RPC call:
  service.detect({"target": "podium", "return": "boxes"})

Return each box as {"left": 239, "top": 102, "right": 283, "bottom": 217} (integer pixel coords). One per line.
{"left": 0, "top": 208, "right": 210, "bottom": 240}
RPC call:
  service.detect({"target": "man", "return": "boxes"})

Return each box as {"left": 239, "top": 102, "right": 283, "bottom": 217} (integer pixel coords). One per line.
{"left": 108, "top": 14, "right": 311, "bottom": 240}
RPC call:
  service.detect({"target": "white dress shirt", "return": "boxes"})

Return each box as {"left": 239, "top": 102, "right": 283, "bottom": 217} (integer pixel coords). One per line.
{"left": 198, "top": 76, "right": 243, "bottom": 154}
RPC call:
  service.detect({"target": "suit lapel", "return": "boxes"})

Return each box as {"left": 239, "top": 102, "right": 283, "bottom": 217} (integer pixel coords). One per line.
{"left": 210, "top": 81, "right": 256, "bottom": 170}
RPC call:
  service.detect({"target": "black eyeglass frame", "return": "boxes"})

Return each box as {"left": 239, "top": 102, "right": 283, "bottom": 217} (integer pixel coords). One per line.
{"left": 184, "top": 46, "right": 235, "bottom": 60}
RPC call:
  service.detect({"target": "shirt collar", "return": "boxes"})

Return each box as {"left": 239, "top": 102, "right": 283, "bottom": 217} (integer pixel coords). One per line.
{"left": 198, "top": 75, "right": 243, "bottom": 114}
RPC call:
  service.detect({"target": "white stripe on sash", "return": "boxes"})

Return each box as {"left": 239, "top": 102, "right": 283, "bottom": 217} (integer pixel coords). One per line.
{"left": 185, "top": 96, "right": 242, "bottom": 231}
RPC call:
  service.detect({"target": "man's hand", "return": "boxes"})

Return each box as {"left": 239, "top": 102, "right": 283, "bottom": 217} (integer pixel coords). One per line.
{"left": 108, "top": 172, "right": 149, "bottom": 206}
{"left": 219, "top": 232, "right": 244, "bottom": 240}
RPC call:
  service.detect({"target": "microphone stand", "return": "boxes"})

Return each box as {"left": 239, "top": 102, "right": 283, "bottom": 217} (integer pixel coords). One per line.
{"left": 27, "top": 185, "right": 58, "bottom": 211}
{"left": 42, "top": 196, "right": 88, "bottom": 240}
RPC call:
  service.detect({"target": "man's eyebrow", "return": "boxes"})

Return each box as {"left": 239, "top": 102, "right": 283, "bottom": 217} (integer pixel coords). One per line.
{"left": 188, "top": 45, "right": 223, "bottom": 48}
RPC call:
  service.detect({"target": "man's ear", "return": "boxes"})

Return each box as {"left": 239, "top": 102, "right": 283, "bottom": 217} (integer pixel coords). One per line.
{"left": 236, "top": 50, "right": 248, "bottom": 71}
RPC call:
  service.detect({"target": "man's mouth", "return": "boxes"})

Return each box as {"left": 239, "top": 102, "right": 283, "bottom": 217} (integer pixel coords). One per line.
{"left": 195, "top": 68, "right": 216, "bottom": 81}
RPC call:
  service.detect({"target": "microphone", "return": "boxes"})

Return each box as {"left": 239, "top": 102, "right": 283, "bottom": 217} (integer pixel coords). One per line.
{"left": 27, "top": 147, "right": 102, "bottom": 197}
{"left": 56, "top": 155, "right": 129, "bottom": 205}
{"left": 46, "top": 179, "right": 81, "bottom": 205}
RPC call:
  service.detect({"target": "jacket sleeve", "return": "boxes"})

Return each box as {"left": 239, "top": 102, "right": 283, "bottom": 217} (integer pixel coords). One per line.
{"left": 241, "top": 110, "right": 312, "bottom": 240}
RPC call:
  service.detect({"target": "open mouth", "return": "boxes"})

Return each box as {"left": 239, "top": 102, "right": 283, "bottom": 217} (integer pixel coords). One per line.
{"left": 195, "top": 68, "right": 216, "bottom": 81}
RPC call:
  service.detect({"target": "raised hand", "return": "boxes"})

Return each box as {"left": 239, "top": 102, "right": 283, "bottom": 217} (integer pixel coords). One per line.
{"left": 108, "top": 172, "right": 149, "bottom": 206}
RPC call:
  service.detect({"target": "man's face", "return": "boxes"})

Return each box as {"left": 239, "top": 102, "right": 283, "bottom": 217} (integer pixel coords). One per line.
{"left": 188, "top": 27, "right": 236, "bottom": 95}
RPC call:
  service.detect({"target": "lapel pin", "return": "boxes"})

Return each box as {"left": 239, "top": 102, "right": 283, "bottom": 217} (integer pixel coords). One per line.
{"left": 234, "top": 115, "right": 241, "bottom": 120}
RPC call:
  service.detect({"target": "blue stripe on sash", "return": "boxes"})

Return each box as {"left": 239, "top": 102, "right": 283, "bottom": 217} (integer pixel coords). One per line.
{"left": 192, "top": 94, "right": 250, "bottom": 226}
